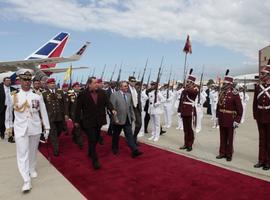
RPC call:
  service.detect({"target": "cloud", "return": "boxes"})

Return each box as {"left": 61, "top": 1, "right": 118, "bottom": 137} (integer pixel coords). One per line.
{"left": 1, "top": 0, "right": 270, "bottom": 60}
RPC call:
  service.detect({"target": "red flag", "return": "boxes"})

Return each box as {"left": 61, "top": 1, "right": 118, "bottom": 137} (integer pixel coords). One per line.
{"left": 183, "top": 35, "right": 192, "bottom": 54}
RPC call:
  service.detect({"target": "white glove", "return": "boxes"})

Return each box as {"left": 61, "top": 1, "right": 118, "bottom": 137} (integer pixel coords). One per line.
{"left": 233, "top": 121, "right": 239, "bottom": 128}
{"left": 154, "top": 102, "right": 160, "bottom": 107}
{"left": 44, "top": 129, "right": 50, "bottom": 140}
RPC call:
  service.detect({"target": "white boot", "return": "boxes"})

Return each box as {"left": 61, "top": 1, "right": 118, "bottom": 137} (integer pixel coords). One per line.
{"left": 22, "top": 181, "right": 32, "bottom": 192}
{"left": 30, "top": 171, "right": 38, "bottom": 178}
{"left": 148, "top": 136, "right": 155, "bottom": 141}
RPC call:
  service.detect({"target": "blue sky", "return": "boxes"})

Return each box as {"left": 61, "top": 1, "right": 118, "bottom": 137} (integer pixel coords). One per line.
{"left": 0, "top": 0, "right": 268, "bottom": 83}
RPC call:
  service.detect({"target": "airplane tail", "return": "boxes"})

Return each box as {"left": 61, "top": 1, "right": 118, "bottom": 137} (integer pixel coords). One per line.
{"left": 26, "top": 32, "right": 70, "bottom": 72}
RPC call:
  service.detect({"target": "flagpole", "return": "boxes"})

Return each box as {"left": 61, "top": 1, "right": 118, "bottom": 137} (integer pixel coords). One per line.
{"left": 183, "top": 52, "right": 188, "bottom": 85}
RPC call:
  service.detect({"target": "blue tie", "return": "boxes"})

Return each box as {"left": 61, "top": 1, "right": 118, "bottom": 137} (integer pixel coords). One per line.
{"left": 123, "top": 93, "right": 127, "bottom": 102}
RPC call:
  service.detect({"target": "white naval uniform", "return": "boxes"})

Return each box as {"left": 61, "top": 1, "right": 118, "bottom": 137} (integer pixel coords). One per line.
{"left": 209, "top": 90, "right": 219, "bottom": 128}
{"left": 148, "top": 90, "right": 165, "bottom": 141}
{"left": 138, "top": 89, "right": 148, "bottom": 137}
{"left": 162, "top": 89, "right": 174, "bottom": 128}
{"left": 239, "top": 91, "right": 249, "bottom": 123}
{"left": 174, "top": 88, "right": 184, "bottom": 130}
{"left": 6, "top": 90, "right": 50, "bottom": 183}
{"left": 195, "top": 90, "right": 207, "bottom": 133}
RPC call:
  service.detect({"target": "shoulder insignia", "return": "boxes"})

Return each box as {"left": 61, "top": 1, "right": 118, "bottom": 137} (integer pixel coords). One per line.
{"left": 232, "top": 88, "right": 239, "bottom": 95}
{"left": 11, "top": 90, "right": 18, "bottom": 96}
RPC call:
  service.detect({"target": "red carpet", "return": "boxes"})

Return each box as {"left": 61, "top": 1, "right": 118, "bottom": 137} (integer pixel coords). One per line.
{"left": 39, "top": 131, "right": 270, "bottom": 200}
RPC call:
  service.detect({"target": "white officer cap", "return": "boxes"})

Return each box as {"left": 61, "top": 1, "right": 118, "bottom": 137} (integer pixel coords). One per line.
{"left": 16, "top": 69, "right": 33, "bottom": 80}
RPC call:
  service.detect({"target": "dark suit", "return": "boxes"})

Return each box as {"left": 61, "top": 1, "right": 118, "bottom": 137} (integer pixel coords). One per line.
{"left": 128, "top": 86, "right": 142, "bottom": 143}
{"left": 0, "top": 83, "right": 16, "bottom": 138}
{"left": 75, "top": 89, "right": 114, "bottom": 161}
{"left": 105, "top": 87, "right": 117, "bottom": 136}
{"left": 144, "top": 88, "right": 153, "bottom": 133}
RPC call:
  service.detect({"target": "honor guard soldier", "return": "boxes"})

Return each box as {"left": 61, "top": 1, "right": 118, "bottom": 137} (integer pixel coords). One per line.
{"left": 42, "top": 78, "right": 68, "bottom": 156}
{"left": 67, "top": 82, "right": 83, "bottom": 148}
{"left": 253, "top": 65, "right": 270, "bottom": 170}
{"left": 162, "top": 84, "right": 174, "bottom": 129}
{"left": 148, "top": 82, "right": 166, "bottom": 142}
{"left": 216, "top": 71, "right": 243, "bottom": 161}
{"left": 178, "top": 71, "right": 199, "bottom": 152}
{"left": 6, "top": 69, "right": 50, "bottom": 192}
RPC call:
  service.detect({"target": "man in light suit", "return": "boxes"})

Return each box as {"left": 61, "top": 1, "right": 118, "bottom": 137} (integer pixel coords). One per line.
{"left": 110, "top": 81, "right": 143, "bottom": 158}
{"left": 6, "top": 69, "right": 50, "bottom": 192}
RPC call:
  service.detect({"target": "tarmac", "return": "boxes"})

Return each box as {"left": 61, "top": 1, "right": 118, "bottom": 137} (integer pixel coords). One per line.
{"left": 0, "top": 92, "right": 269, "bottom": 199}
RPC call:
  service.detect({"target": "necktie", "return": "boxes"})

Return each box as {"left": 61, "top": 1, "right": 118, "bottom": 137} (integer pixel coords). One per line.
{"left": 123, "top": 93, "right": 127, "bottom": 102}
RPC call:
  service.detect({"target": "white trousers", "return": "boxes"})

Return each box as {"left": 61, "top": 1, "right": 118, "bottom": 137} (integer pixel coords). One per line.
{"left": 241, "top": 106, "right": 246, "bottom": 123}
{"left": 139, "top": 111, "right": 146, "bottom": 133}
{"left": 196, "top": 106, "right": 204, "bottom": 132}
{"left": 163, "top": 105, "right": 172, "bottom": 127}
{"left": 16, "top": 134, "right": 40, "bottom": 182}
{"left": 150, "top": 114, "right": 160, "bottom": 139}
{"left": 177, "top": 113, "right": 183, "bottom": 128}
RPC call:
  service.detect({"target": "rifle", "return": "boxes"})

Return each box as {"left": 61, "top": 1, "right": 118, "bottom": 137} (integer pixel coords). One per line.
{"left": 137, "top": 71, "right": 141, "bottom": 80}
{"left": 197, "top": 66, "right": 204, "bottom": 104}
{"left": 172, "top": 74, "right": 175, "bottom": 92}
{"left": 132, "top": 67, "right": 136, "bottom": 77}
{"left": 243, "top": 76, "right": 246, "bottom": 100}
{"left": 146, "top": 68, "right": 151, "bottom": 88}
{"left": 154, "top": 57, "right": 164, "bottom": 103}
{"left": 100, "top": 64, "right": 106, "bottom": 79}
{"left": 91, "top": 68, "right": 96, "bottom": 77}
{"left": 139, "top": 58, "right": 148, "bottom": 92}
{"left": 116, "top": 63, "right": 122, "bottom": 89}
{"left": 110, "top": 64, "right": 117, "bottom": 82}
{"left": 167, "top": 66, "right": 172, "bottom": 99}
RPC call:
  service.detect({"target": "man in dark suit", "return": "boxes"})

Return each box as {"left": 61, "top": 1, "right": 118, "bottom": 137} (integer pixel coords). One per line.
{"left": 75, "top": 77, "right": 116, "bottom": 170}
{"left": 128, "top": 76, "right": 142, "bottom": 144}
{"left": 0, "top": 77, "right": 16, "bottom": 142}
{"left": 110, "top": 81, "right": 142, "bottom": 158}
{"left": 105, "top": 81, "right": 117, "bottom": 136}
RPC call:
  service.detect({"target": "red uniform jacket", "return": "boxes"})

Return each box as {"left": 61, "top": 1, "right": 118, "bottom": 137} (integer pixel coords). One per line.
{"left": 216, "top": 89, "right": 243, "bottom": 127}
{"left": 178, "top": 87, "right": 198, "bottom": 117}
{"left": 253, "top": 84, "right": 270, "bottom": 123}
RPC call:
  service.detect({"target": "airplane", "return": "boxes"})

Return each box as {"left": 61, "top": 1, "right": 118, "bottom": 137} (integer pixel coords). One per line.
{"left": 0, "top": 32, "right": 90, "bottom": 82}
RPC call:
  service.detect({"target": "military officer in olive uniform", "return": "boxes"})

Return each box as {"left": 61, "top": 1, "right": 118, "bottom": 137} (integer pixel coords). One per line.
{"left": 216, "top": 74, "right": 243, "bottom": 161}
{"left": 253, "top": 65, "right": 270, "bottom": 170}
{"left": 42, "top": 78, "right": 68, "bottom": 156}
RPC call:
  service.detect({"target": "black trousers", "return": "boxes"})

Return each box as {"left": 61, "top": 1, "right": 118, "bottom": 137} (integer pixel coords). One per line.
{"left": 112, "top": 119, "right": 137, "bottom": 152}
{"left": 133, "top": 107, "right": 142, "bottom": 142}
{"left": 144, "top": 112, "right": 150, "bottom": 133}
{"left": 49, "top": 121, "right": 64, "bottom": 153}
{"left": 0, "top": 107, "right": 6, "bottom": 136}
{"left": 85, "top": 126, "right": 102, "bottom": 161}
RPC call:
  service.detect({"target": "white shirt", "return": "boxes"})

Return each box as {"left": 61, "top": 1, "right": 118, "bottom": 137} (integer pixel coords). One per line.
{"left": 4, "top": 85, "right": 11, "bottom": 106}
{"left": 129, "top": 85, "right": 138, "bottom": 108}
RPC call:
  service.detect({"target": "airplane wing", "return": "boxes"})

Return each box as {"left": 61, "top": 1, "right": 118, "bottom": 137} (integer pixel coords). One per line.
{"left": 40, "top": 66, "right": 88, "bottom": 74}
{"left": 0, "top": 42, "right": 90, "bottom": 73}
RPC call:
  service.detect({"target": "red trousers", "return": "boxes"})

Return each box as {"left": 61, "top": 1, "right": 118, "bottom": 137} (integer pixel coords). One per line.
{"left": 182, "top": 116, "right": 194, "bottom": 147}
{"left": 219, "top": 126, "right": 234, "bottom": 158}
{"left": 256, "top": 121, "right": 270, "bottom": 165}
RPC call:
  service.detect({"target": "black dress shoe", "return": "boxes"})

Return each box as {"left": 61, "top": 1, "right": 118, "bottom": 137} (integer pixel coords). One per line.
{"left": 112, "top": 149, "right": 119, "bottom": 155}
{"left": 132, "top": 150, "right": 143, "bottom": 158}
{"left": 254, "top": 163, "right": 264, "bottom": 168}
{"left": 0, "top": 133, "right": 4, "bottom": 140}
{"left": 263, "top": 164, "right": 270, "bottom": 170}
{"left": 179, "top": 145, "right": 187, "bottom": 150}
{"left": 216, "top": 155, "right": 226, "bottom": 159}
{"left": 99, "top": 137, "right": 104, "bottom": 145}
{"left": 53, "top": 151, "right": 59, "bottom": 157}
{"left": 8, "top": 136, "right": 15, "bottom": 143}
{"left": 186, "top": 147, "right": 192, "bottom": 152}
{"left": 160, "top": 130, "right": 166, "bottom": 135}
{"left": 92, "top": 160, "right": 101, "bottom": 170}
{"left": 226, "top": 157, "right": 232, "bottom": 162}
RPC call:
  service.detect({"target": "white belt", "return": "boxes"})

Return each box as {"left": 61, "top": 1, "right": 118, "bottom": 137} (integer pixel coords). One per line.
{"left": 258, "top": 105, "right": 270, "bottom": 110}
{"left": 183, "top": 102, "right": 194, "bottom": 107}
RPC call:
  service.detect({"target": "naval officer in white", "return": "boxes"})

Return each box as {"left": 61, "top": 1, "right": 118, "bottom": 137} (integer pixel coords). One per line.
{"left": 6, "top": 69, "right": 50, "bottom": 193}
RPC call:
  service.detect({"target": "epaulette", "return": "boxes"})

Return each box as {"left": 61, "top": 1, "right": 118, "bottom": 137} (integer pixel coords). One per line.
{"left": 10, "top": 90, "right": 18, "bottom": 96}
